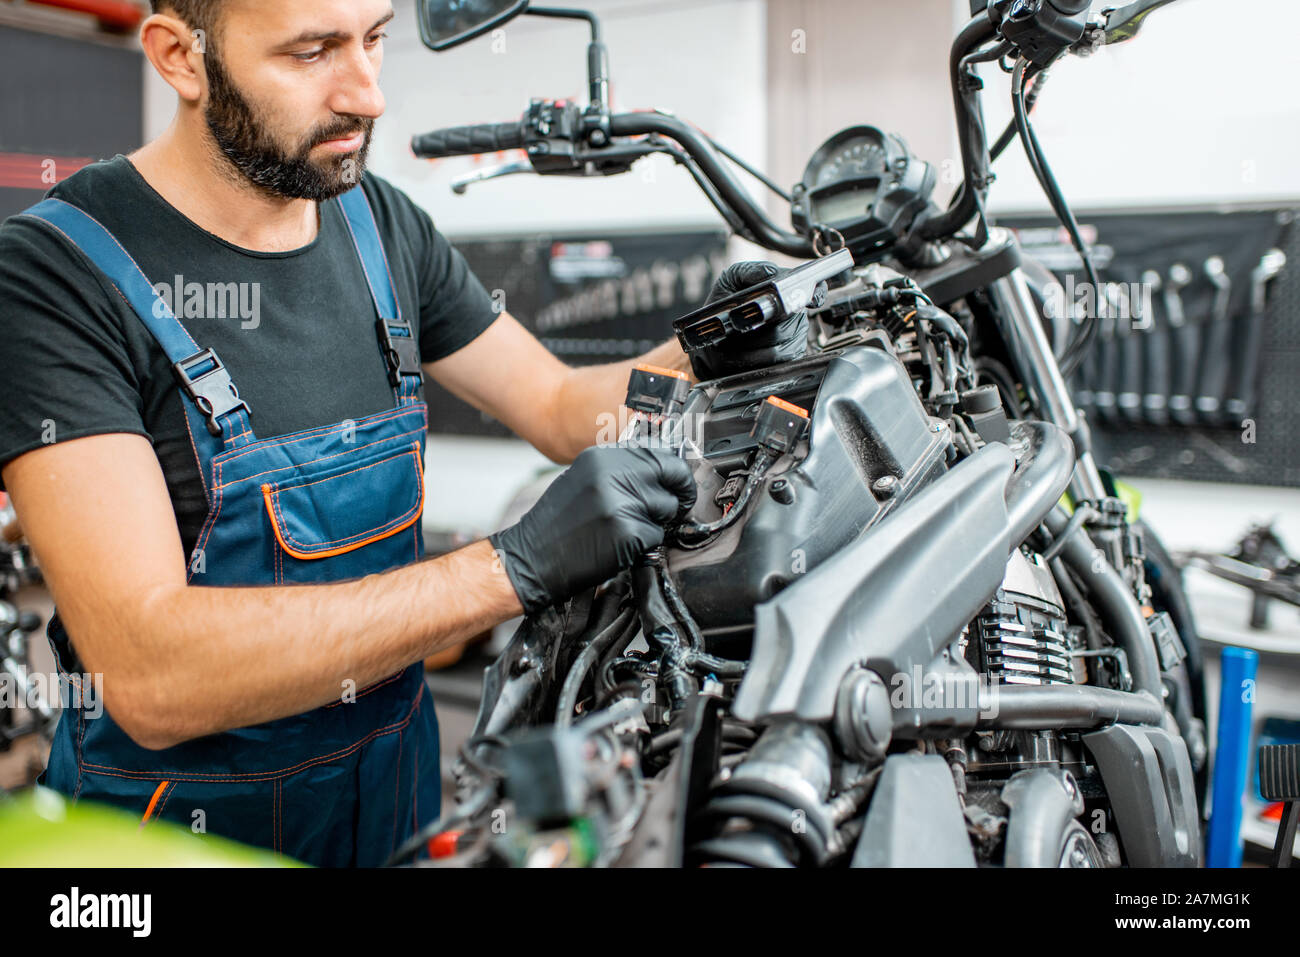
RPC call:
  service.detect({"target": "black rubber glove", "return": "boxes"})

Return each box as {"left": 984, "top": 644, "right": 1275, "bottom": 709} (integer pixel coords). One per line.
{"left": 489, "top": 446, "right": 698, "bottom": 615}
{"left": 690, "top": 261, "right": 809, "bottom": 381}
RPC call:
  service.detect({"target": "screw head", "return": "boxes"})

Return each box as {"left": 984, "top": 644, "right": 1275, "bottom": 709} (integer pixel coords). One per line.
{"left": 872, "top": 475, "right": 899, "bottom": 496}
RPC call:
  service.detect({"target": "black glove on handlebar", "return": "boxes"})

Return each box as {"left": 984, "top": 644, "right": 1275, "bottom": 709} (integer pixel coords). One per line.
{"left": 489, "top": 446, "right": 698, "bottom": 615}
{"left": 690, "top": 261, "right": 810, "bottom": 380}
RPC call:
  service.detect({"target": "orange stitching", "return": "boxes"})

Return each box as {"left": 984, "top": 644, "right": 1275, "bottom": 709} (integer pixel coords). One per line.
{"left": 261, "top": 449, "right": 423, "bottom": 561}
{"left": 267, "top": 447, "right": 421, "bottom": 546}
{"left": 270, "top": 444, "right": 421, "bottom": 499}
{"left": 391, "top": 727, "right": 403, "bottom": 854}
{"left": 324, "top": 670, "right": 401, "bottom": 708}
{"left": 267, "top": 488, "right": 423, "bottom": 560}
{"left": 339, "top": 190, "right": 409, "bottom": 406}
{"left": 187, "top": 461, "right": 225, "bottom": 583}
{"left": 359, "top": 187, "right": 404, "bottom": 317}
{"left": 156, "top": 781, "right": 176, "bottom": 819}
{"left": 215, "top": 423, "right": 426, "bottom": 490}
{"left": 230, "top": 409, "right": 255, "bottom": 442}
{"left": 224, "top": 422, "right": 254, "bottom": 448}
{"left": 140, "top": 779, "right": 169, "bottom": 824}
{"left": 338, "top": 191, "right": 387, "bottom": 322}
{"left": 73, "top": 707, "right": 85, "bottom": 800}
{"left": 212, "top": 406, "right": 416, "bottom": 470}
{"left": 81, "top": 686, "right": 422, "bottom": 781}
{"left": 182, "top": 411, "right": 212, "bottom": 508}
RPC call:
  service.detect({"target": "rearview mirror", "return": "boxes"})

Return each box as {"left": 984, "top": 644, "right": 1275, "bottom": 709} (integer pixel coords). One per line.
{"left": 416, "top": 0, "right": 530, "bottom": 52}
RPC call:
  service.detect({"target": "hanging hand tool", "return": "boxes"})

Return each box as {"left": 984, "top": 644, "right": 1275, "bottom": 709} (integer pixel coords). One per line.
{"left": 1139, "top": 268, "right": 1169, "bottom": 425}
{"left": 1224, "top": 249, "right": 1286, "bottom": 423}
{"left": 1194, "top": 255, "right": 1233, "bottom": 424}
{"left": 1165, "top": 262, "right": 1196, "bottom": 425}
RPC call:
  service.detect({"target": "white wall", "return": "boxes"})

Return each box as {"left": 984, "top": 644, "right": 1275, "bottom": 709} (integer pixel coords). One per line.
{"left": 145, "top": 0, "right": 769, "bottom": 238}
{"left": 143, "top": 1, "right": 1300, "bottom": 226}
{"left": 374, "top": 0, "right": 769, "bottom": 237}
{"left": 969, "top": 0, "right": 1300, "bottom": 213}
{"left": 764, "top": 0, "right": 960, "bottom": 222}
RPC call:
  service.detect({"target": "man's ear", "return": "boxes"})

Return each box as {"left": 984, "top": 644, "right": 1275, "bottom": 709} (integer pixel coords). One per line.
{"left": 139, "top": 14, "right": 208, "bottom": 104}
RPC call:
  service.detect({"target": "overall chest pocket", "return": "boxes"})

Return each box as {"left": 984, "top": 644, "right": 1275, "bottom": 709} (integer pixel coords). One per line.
{"left": 261, "top": 440, "right": 425, "bottom": 583}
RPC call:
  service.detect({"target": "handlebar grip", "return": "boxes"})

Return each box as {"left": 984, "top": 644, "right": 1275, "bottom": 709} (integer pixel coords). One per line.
{"left": 411, "top": 121, "right": 528, "bottom": 159}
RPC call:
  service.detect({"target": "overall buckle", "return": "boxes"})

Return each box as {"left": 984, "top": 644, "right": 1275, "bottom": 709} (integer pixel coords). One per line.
{"left": 172, "top": 349, "right": 251, "bottom": 436}
{"left": 377, "top": 318, "right": 421, "bottom": 387}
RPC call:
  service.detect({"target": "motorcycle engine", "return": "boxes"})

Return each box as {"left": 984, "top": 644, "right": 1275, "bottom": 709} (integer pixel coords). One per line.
{"left": 666, "top": 342, "right": 951, "bottom": 646}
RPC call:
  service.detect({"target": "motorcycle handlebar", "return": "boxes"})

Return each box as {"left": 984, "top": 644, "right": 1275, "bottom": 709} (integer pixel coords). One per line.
{"left": 411, "top": 121, "right": 528, "bottom": 159}
{"left": 411, "top": 108, "right": 814, "bottom": 257}
{"left": 607, "top": 112, "right": 813, "bottom": 257}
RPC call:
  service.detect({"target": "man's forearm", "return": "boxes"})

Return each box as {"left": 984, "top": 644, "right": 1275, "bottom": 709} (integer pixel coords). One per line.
{"left": 550, "top": 337, "right": 693, "bottom": 462}
{"left": 124, "top": 539, "right": 521, "bottom": 749}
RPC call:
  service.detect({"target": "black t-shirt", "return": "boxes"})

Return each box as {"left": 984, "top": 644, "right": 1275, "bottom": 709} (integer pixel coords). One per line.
{"left": 0, "top": 156, "right": 498, "bottom": 555}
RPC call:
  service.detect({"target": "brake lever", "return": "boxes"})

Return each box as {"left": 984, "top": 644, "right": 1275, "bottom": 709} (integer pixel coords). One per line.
{"left": 450, "top": 160, "right": 535, "bottom": 195}
{"left": 448, "top": 141, "right": 664, "bottom": 195}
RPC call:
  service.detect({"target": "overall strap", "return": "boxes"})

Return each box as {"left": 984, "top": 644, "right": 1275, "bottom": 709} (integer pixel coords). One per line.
{"left": 18, "top": 198, "right": 255, "bottom": 462}
{"left": 337, "top": 185, "right": 423, "bottom": 406}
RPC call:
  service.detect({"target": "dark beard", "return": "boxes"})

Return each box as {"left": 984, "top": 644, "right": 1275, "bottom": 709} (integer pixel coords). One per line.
{"left": 203, "top": 49, "right": 374, "bottom": 202}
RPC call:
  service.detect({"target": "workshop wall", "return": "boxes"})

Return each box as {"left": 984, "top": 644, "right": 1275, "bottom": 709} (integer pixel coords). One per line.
{"left": 976, "top": 0, "right": 1300, "bottom": 213}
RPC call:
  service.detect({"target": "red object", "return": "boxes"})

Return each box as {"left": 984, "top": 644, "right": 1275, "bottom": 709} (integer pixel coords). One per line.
{"left": 23, "top": 0, "right": 144, "bottom": 31}
{"left": 1261, "top": 801, "right": 1284, "bottom": 821}
{"left": 0, "top": 153, "right": 95, "bottom": 191}
{"left": 428, "top": 829, "right": 462, "bottom": 859}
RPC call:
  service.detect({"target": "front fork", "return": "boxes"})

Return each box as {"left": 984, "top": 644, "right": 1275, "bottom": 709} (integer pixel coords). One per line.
{"left": 986, "top": 262, "right": 1109, "bottom": 505}
{"left": 986, "top": 255, "right": 1155, "bottom": 610}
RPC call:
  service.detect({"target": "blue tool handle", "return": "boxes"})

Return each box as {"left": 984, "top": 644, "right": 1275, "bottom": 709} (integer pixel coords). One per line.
{"left": 1206, "top": 646, "right": 1259, "bottom": 867}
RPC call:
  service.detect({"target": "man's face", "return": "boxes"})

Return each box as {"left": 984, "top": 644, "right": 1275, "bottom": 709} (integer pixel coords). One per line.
{"left": 199, "top": 0, "right": 394, "bottom": 201}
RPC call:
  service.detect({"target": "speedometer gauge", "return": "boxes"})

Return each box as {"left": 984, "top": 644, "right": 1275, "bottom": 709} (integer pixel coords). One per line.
{"left": 791, "top": 125, "right": 937, "bottom": 263}
{"left": 812, "top": 137, "right": 889, "bottom": 190}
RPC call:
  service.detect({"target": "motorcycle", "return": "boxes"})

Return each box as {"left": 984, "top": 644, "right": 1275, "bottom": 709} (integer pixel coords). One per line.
{"left": 0, "top": 493, "right": 55, "bottom": 782}
{"left": 392, "top": 0, "right": 1207, "bottom": 867}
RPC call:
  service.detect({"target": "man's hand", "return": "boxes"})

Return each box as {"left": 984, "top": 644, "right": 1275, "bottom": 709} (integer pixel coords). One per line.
{"left": 425, "top": 312, "right": 692, "bottom": 465}
{"left": 690, "top": 261, "right": 809, "bottom": 380}
{"left": 489, "top": 446, "right": 697, "bottom": 614}
{"left": 2, "top": 434, "right": 522, "bottom": 750}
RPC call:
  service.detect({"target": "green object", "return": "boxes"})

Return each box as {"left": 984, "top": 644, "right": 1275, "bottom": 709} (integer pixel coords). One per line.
{"left": 1056, "top": 470, "right": 1142, "bottom": 525}
{"left": 1111, "top": 477, "right": 1143, "bottom": 524}
{"left": 0, "top": 788, "right": 300, "bottom": 867}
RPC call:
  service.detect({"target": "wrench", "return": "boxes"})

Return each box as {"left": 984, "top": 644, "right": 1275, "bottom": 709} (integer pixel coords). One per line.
{"left": 1224, "top": 249, "right": 1286, "bottom": 421}
{"left": 1165, "top": 262, "right": 1196, "bottom": 425}
{"left": 1195, "top": 256, "right": 1233, "bottom": 422}
{"left": 1139, "top": 269, "right": 1169, "bottom": 424}
{"left": 1114, "top": 281, "right": 1144, "bottom": 422}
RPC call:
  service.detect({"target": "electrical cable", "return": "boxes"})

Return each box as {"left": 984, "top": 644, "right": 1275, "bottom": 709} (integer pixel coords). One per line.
{"left": 1010, "top": 57, "right": 1100, "bottom": 379}
{"left": 710, "top": 138, "right": 793, "bottom": 202}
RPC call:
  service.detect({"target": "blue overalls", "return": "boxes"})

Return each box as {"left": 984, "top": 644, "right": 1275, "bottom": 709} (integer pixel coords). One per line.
{"left": 21, "top": 186, "right": 441, "bottom": 866}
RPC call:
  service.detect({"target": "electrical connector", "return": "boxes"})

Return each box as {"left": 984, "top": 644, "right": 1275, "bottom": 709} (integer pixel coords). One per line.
{"left": 751, "top": 396, "right": 810, "bottom": 455}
